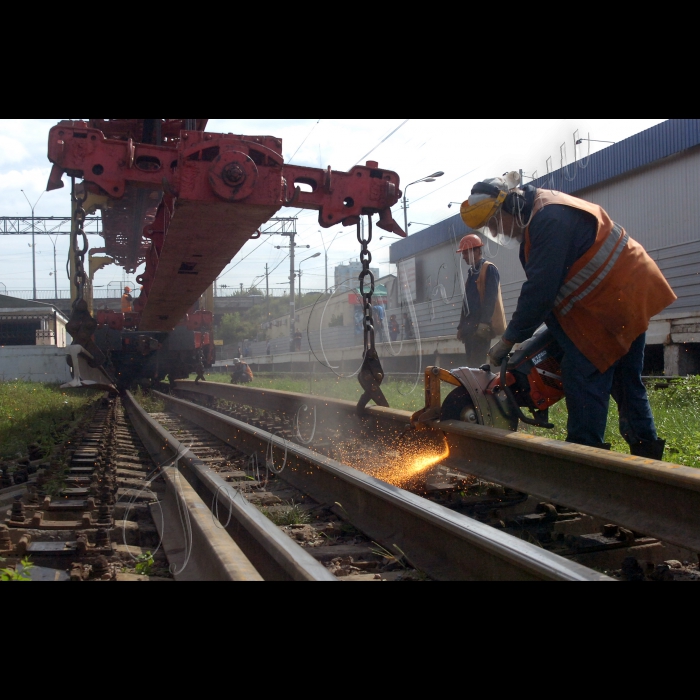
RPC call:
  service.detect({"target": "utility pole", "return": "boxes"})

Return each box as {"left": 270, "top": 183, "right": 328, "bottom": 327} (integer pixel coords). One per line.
{"left": 276, "top": 230, "right": 310, "bottom": 350}
{"left": 265, "top": 263, "right": 270, "bottom": 322}
{"left": 290, "top": 235, "right": 296, "bottom": 347}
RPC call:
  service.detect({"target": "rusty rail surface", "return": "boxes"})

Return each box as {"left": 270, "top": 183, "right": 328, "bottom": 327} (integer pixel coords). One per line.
{"left": 159, "top": 388, "right": 609, "bottom": 582}
{"left": 173, "top": 380, "right": 700, "bottom": 555}
{"left": 122, "top": 391, "right": 335, "bottom": 582}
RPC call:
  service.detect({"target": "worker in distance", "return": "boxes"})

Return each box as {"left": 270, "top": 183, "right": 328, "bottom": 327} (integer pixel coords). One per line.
{"left": 460, "top": 172, "right": 676, "bottom": 460}
{"left": 456, "top": 234, "right": 506, "bottom": 367}
{"left": 121, "top": 286, "right": 134, "bottom": 313}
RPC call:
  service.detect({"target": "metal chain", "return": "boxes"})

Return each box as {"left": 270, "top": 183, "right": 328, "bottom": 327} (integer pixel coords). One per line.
{"left": 355, "top": 216, "right": 390, "bottom": 413}
{"left": 357, "top": 216, "right": 376, "bottom": 354}
{"left": 71, "top": 177, "right": 90, "bottom": 306}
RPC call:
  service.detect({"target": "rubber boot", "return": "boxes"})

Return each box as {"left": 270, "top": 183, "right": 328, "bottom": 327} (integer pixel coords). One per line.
{"left": 630, "top": 439, "right": 666, "bottom": 461}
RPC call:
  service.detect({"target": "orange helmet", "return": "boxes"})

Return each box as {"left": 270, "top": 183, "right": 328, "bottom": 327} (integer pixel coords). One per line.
{"left": 124, "top": 286, "right": 132, "bottom": 293}
{"left": 456, "top": 234, "right": 484, "bottom": 253}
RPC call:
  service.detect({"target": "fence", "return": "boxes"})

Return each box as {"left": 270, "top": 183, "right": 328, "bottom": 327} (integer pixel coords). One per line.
{"left": 3, "top": 288, "right": 328, "bottom": 301}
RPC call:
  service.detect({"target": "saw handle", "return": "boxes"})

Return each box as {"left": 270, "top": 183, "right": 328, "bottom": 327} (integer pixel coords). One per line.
{"left": 500, "top": 358, "right": 555, "bottom": 429}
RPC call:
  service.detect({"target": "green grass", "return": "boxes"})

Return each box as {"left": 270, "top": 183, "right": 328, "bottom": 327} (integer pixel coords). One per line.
{"left": 260, "top": 501, "right": 311, "bottom": 527}
{"left": 194, "top": 372, "right": 700, "bottom": 469}
{"left": 131, "top": 387, "right": 166, "bottom": 414}
{"left": 0, "top": 381, "right": 98, "bottom": 461}
{"left": 522, "top": 376, "right": 700, "bottom": 469}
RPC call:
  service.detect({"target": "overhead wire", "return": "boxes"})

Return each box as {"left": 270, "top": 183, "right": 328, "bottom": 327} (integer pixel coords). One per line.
{"left": 287, "top": 119, "right": 322, "bottom": 165}
{"left": 353, "top": 119, "right": 411, "bottom": 167}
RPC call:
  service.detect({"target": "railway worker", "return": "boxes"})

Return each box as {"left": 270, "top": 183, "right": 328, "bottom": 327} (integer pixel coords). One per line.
{"left": 461, "top": 172, "right": 677, "bottom": 459}
{"left": 389, "top": 315, "right": 400, "bottom": 342}
{"left": 373, "top": 302, "right": 386, "bottom": 341}
{"left": 403, "top": 312, "right": 415, "bottom": 340}
{"left": 456, "top": 234, "right": 506, "bottom": 368}
{"left": 121, "top": 286, "right": 134, "bottom": 313}
{"left": 230, "top": 358, "right": 254, "bottom": 384}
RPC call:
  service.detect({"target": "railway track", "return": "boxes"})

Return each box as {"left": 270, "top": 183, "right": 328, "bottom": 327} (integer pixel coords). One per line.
{"left": 1, "top": 388, "right": 606, "bottom": 582}
{"left": 3, "top": 378, "right": 698, "bottom": 581}
{"left": 165, "top": 380, "right": 700, "bottom": 582}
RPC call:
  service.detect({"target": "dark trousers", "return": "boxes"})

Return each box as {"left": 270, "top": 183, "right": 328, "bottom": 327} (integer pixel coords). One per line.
{"left": 549, "top": 323, "right": 658, "bottom": 448}
{"left": 463, "top": 335, "right": 491, "bottom": 369}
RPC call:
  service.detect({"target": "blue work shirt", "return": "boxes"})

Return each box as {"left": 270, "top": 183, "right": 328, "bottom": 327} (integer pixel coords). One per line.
{"left": 504, "top": 186, "right": 598, "bottom": 345}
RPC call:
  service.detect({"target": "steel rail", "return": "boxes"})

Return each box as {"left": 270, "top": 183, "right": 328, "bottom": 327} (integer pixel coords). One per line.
{"left": 122, "top": 391, "right": 335, "bottom": 582}
{"left": 173, "top": 380, "right": 700, "bottom": 555}
{"left": 123, "top": 392, "right": 262, "bottom": 581}
{"left": 159, "top": 389, "right": 609, "bottom": 581}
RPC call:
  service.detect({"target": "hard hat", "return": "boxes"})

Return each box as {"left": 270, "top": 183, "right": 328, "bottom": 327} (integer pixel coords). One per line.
{"left": 456, "top": 234, "right": 484, "bottom": 253}
{"left": 233, "top": 358, "right": 240, "bottom": 364}
{"left": 124, "top": 286, "right": 132, "bottom": 292}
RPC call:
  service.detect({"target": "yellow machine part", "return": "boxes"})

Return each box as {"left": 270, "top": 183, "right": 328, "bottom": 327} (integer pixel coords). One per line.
{"left": 411, "top": 367, "right": 461, "bottom": 429}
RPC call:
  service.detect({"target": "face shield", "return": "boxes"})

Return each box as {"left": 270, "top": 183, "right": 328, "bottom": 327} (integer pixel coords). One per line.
{"left": 461, "top": 190, "right": 523, "bottom": 250}
{"left": 479, "top": 210, "right": 523, "bottom": 250}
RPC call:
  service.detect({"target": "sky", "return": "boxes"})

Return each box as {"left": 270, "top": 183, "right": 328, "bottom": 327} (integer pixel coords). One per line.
{"left": 0, "top": 118, "right": 667, "bottom": 297}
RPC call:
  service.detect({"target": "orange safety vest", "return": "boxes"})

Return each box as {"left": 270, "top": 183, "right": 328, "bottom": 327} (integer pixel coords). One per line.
{"left": 524, "top": 190, "right": 677, "bottom": 373}
{"left": 121, "top": 293, "right": 133, "bottom": 313}
{"left": 475, "top": 261, "right": 507, "bottom": 337}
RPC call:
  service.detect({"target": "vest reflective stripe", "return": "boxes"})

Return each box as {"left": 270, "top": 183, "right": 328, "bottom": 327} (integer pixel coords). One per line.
{"left": 557, "top": 226, "right": 629, "bottom": 316}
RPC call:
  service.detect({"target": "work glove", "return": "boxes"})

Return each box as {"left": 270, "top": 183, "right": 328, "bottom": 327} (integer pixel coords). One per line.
{"left": 488, "top": 338, "right": 514, "bottom": 366}
{"left": 475, "top": 323, "right": 492, "bottom": 340}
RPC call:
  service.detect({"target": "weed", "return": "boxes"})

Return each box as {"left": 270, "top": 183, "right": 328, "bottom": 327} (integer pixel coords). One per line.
{"left": 135, "top": 552, "right": 155, "bottom": 577}
{"left": 370, "top": 542, "right": 408, "bottom": 570}
{"left": 261, "top": 501, "right": 311, "bottom": 526}
{"left": 132, "top": 388, "right": 166, "bottom": 414}
{"left": 0, "top": 558, "right": 34, "bottom": 582}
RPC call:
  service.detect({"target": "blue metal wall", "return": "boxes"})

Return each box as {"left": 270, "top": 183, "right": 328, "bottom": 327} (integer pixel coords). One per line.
{"left": 530, "top": 119, "right": 700, "bottom": 195}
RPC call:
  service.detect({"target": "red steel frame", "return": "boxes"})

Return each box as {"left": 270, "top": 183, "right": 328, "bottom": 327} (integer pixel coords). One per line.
{"left": 47, "top": 119, "right": 404, "bottom": 334}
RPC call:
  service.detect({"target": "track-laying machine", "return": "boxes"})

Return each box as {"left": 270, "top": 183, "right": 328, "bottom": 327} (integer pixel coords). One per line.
{"left": 47, "top": 119, "right": 404, "bottom": 396}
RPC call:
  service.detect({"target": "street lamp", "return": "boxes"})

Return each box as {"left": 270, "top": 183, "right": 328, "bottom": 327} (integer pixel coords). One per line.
{"left": 21, "top": 189, "right": 45, "bottom": 301}
{"left": 402, "top": 172, "right": 444, "bottom": 235}
{"left": 408, "top": 222, "right": 432, "bottom": 228}
{"left": 45, "top": 229, "right": 61, "bottom": 299}
{"left": 576, "top": 138, "right": 616, "bottom": 145}
{"left": 298, "top": 252, "right": 321, "bottom": 298}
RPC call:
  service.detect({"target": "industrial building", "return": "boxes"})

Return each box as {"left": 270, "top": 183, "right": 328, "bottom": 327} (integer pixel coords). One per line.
{"left": 0, "top": 294, "right": 72, "bottom": 382}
